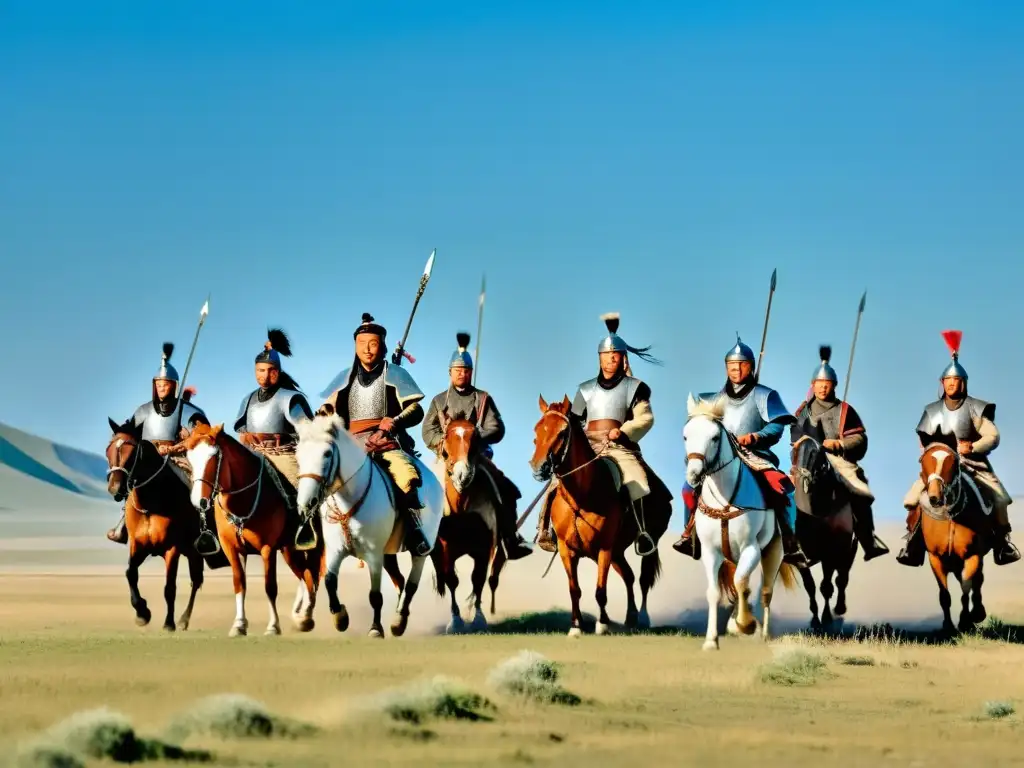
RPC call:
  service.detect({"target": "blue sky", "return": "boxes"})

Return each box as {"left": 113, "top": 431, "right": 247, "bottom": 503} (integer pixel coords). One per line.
{"left": 2, "top": 1, "right": 1022, "bottom": 523}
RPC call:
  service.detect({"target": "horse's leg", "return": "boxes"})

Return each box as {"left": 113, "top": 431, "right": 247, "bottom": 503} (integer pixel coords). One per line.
{"left": 161, "top": 547, "right": 180, "bottom": 631}
{"left": 444, "top": 546, "right": 464, "bottom": 634}
{"left": 558, "top": 542, "right": 584, "bottom": 638}
{"left": 820, "top": 563, "right": 835, "bottom": 629}
{"left": 927, "top": 552, "right": 955, "bottom": 633}
{"left": 834, "top": 537, "right": 856, "bottom": 618}
{"left": 469, "top": 547, "right": 490, "bottom": 631}
{"left": 225, "top": 541, "right": 248, "bottom": 637}
{"left": 733, "top": 544, "right": 762, "bottom": 636}
{"left": 323, "top": 542, "right": 349, "bottom": 632}
{"left": 281, "top": 546, "right": 317, "bottom": 632}
{"left": 594, "top": 547, "right": 615, "bottom": 636}
{"left": 970, "top": 556, "right": 987, "bottom": 625}
{"left": 488, "top": 543, "right": 507, "bottom": 616}
{"left": 702, "top": 545, "right": 723, "bottom": 651}
{"left": 367, "top": 553, "right": 385, "bottom": 638}
{"left": 391, "top": 554, "right": 425, "bottom": 637}
{"left": 261, "top": 544, "right": 281, "bottom": 636}
{"left": 800, "top": 566, "right": 821, "bottom": 632}
{"left": 126, "top": 541, "right": 151, "bottom": 627}
{"left": 176, "top": 552, "right": 203, "bottom": 631}
{"left": 611, "top": 552, "right": 639, "bottom": 629}
{"left": 760, "top": 532, "right": 785, "bottom": 642}
{"left": 383, "top": 554, "right": 405, "bottom": 595}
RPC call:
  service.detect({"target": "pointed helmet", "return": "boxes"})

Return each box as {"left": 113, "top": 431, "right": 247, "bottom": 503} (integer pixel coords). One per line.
{"left": 940, "top": 329, "right": 968, "bottom": 380}
{"left": 596, "top": 312, "right": 661, "bottom": 364}
{"left": 154, "top": 342, "right": 180, "bottom": 384}
{"left": 724, "top": 334, "right": 756, "bottom": 363}
{"left": 811, "top": 344, "right": 838, "bottom": 383}
{"left": 449, "top": 331, "right": 473, "bottom": 369}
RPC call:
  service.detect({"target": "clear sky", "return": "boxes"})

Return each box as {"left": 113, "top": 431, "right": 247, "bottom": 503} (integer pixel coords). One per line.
{"left": 2, "top": 1, "right": 1022, "bottom": 524}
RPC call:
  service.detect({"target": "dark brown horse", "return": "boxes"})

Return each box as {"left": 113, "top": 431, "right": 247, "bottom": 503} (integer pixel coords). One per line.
{"left": 915, "top": 438, "right": 990, "bottom": 633}
{"left": 104, "top": 418, "right": 205, "bottom": 630}
{"left": 183, "top": 423, "right": 323, "bottom": 637}
{"left": 430, "top": 418, "right": 507, "bottom": 633}
{"left": 529, "top": 396, "right": 668, "bottom": 637}
{"left": 789, "top": 419, "right": 857, "bottom": 632}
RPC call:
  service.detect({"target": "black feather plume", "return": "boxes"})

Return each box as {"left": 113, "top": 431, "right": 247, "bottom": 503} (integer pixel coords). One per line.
{"left": 819, "top": 344, "right": 832, "bottom": 363}
{"left": 601, "top": 312, "right": 620, "bottom": 334}
{"left": 162, "top": 342, "right": 174, "bottom": 360}
{"left": 456, "top": 331, "right": 471, "bottom": 350}
{"left": 361, "top": 312, "right": 375, "bottom": 323}
{"left": 266, "top": 328, "right": 292, "bottom": 356}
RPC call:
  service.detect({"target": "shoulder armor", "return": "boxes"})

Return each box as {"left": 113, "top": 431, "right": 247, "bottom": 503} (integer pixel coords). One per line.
{"left": 132, "top": 402, "right": 153, "bottom": 425}
{"left": 385, "top": 363, "right": 424, "bottom": 406}
{"left": 755, "top": 384, "right": 795, "bottom": 425}
{"left": 965, "top": 396, "right": 995, "bottom": 423}
{"left": 319, "top": 367, "right": 353, "bottom": 400}
{"left": 181, "top": 401, "right": 206, "bottom": 428}
{"left": 235, "top": 393, "right": 253, "bottom": 430}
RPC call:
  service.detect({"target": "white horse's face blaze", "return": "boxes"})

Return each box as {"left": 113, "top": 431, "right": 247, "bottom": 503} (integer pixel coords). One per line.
{"left": 683, "top": 415, "right": 720, "bottom": 487}
{"left": 295, "top": 437, "right": 333, "bottom": 514}
{"left": 186, "top": 440, "right": 218, "bottom": 511}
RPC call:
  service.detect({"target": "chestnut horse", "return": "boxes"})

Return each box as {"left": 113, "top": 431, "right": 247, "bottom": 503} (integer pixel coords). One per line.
{"left": 915, "top": 438, "right": 990, "bottom": 633}
{"left": 789, "top": 419, "right": 857, "bottom": 632}
{"left": 429, "top": 418, "right": 507, "bottom": 633}
{"left": 529, "top": 396, "right": 668, "bottom": 637}
{"left": 104, "top": 418, "right": 204, "bottom": 631}
{"left": 183, "top": 423, "right": 323, "bottom": 637}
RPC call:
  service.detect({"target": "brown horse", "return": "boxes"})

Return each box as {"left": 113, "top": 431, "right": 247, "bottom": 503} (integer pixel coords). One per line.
{"left": 183, "top": 423, "right": 323, "bottom": 637}
{"left": 789, "top": 421, "right": 857, "bottom": 632}
{"left": 104, "top": 418, "right": 205, "bottom": 631}
{"left": 529, "top": 395, "right": 668, "bottom": 637}
{"left": 915, "top": 439, "right": 990, "bottom": 633}
{"left": 429, "top": 418, "right": 507, "bottom": 633}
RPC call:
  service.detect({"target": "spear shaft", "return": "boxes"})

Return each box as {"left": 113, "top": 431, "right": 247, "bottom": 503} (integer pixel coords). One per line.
{"left": 391, "top": 249, "right": 436, "bottom": 366}
{"left": 473, "top": 274, "right": 485, "bottom": 385}
{"left": 841, "top": 291, "right": 867, "bottom": 407}
{"left": 171, "top": 296, "right": 210, "bottom": 429}
{"left": 754, "top": 268, "right": 777, "bottom": 381}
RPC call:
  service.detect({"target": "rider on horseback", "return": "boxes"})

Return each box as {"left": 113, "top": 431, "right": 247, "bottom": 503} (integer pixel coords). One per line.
{"left": 233, "top": 327, "right": 314, "bottom": 502}
{"left": 422, "top": 331, "right": 534, "bottom": 560}
{"left": 672, "top": 335, "right": 811, "bottom": 568}
{"left": 106, "top": 342, "right": 210, "bottom": 545}
{"left": 534, "top": 313, "right": 672, "bottom": 553}
{"left": 319, "top": 313, "right": 432, "bottom": 557}
{"left": 896, "top": 330, "right": 1020, "bottom": 567}
{"left": 792, "top": 345, "right": 889, "bottom": 561}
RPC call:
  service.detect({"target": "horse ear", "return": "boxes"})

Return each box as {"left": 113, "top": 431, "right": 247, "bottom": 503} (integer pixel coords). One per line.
{"left": 109, "top": 417, "right": 120, "bottom": 434}
{"left": 538, "top": 394, "right": 548, "bottom": 413}
{"left": 210, "top": 424, "right": 223, "bottom": 438}
{"left": 686, "top": 393, "right": 696, "bottom": 415}
{"left": 560, "top": 394, "right": 571, "bottom": 411}
{"left": 318, "top": 402, "right": 335, "bottom": 418}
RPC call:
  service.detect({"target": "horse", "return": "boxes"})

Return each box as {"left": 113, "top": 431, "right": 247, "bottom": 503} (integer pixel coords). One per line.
{"left": 182, "top": 423, "right": 323, "bottom": 637}
{"left": 789, "top": 417, "right": 857, "bottom": 632}
{"left": 429, "top": 418, "right": 507, "bottom": 633}
{"left": 104, "top": 418, "right": 204, "bottom": 631}
{"left": 915, "top": 437, "right": 991, "bottom": 633}
{"left": 682, "top": 394, "right": 798, "bottom": 651}
{"left": 293, "top": 407, "right": 444, "bottom": 638}
{"left": 528, "top": 395, "right": 669, "bottom": 638}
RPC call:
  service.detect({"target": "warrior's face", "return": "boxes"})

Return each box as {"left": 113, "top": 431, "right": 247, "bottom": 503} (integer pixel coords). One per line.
{"left": 355, "top": 333, "right": 383, "bottom": 368}
{"left": 255, "top": 363, "right": 279, "bottom": 389}
{"left": 450, "top": 366, "right": 472, "bottom": 389}
{"left": 813, "top": 379, "right": 835, "bottom": 400}
{"left": 726, "top": 360, "right": 752, "bottom": 384}
{"left": 599, "top": 351, "right": 623, "bottom": 378}
{"left": 154, "top": 379, "right": 174, "bottom": 400}
{"left": 943, "top": 376, "right": 965, "bottom": 399}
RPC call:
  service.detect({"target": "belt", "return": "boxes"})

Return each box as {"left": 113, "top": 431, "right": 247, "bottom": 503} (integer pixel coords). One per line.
{"left": 248, "top": 432, "right": 295, "bottom": 448}
{"left": 586, "top": 419, "right": 622, "bottom": 434}
{"left": 349, "top": 418, "right": 384, "bottom": 435}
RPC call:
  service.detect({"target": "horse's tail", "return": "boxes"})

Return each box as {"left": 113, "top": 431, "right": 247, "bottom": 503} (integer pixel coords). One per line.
{"left": 430, "top": 545, "right": 446, "bottom": 597}
{"left": 717, "top": 559, "right": 738, "bottom": 604}
{"left": 640, "top": 548, "right": 662, "bottom": 594}
{"left": 777, "top": 562, "right": 799, "bottom": 591}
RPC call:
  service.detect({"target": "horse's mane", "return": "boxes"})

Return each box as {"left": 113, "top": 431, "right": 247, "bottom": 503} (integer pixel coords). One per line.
{"left": 296, "top": 412, "right": 346, "bottom": 444}
{"left": 688, "top": 396, "right": 725, "bottom": 422}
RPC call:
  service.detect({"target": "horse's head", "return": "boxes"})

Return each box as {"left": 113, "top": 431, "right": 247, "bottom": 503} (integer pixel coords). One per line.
{"left": 183, "top": 422, "right": 225, "bottom": 514}
{"left": 529, "top": 395, "right": 575, "bottom": 482}
{"left": 442, "top": 418, "right": 481, "bottom": 494}
{"left": 105, "top": 417, "right": 144, "bottom": 502}
{"left": 682, "top": 393, "right": 728, "bottom": 487}
{"left": 294, "top": 409, "right": 346, "bottom": 517}
{"left": 920, "top": 437, "right": 962, "bottom": 508}
{"left": 789, "top": 416, "right": 833, "bottom": 514}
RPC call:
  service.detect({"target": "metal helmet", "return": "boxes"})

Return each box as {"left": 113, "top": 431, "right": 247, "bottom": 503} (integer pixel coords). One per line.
{"left": 939, "top": 329, "right": 968, "bottom": 381}
{"left": 598, "top": 313, "right": 629, "bottom": 354}
{"left": 811, "top": 344, "right": 838, "bottom": 383}
{"left": 254, "top": 328, "right": 292, "bottom": 369}
{"left": 725, "top": 334, "right": 755, "bottom": 363}
{"left": 155, "top": 342, "right": 180, "bottom": 383}
{"left": 449, "top": 331, "right": 473, "bottom": 369}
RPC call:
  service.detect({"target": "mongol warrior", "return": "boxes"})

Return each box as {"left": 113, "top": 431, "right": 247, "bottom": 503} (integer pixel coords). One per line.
{"left": 535, "top": 313, "right": 674, "bottom": 552}
{"left": 233, "top": 328, "right": 314, "bottom": 527}
{"left": 672, "top": 335, "right": 811, "bottom": 567}
{"left": 319, "top": 313, "right": 431, "bottom": 557}
{"left": 896, "top": 330, "right": 1020, "bottom": 567}
{"left": 106, "top": 342, "right": 210, "bottom": 544}
{"left": 791, "top": 345, "right": 889, "bottom": 560}
{"left": 421, "top": 332, "right": 533, "bottom": 561}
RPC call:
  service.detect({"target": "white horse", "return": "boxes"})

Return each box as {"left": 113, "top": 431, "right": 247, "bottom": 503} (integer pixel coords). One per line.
{"left": 293, "top": 410, "right": 443, "bottom": 638}
{"left": 683, "top": 393, "right": 798, "bottom": 651}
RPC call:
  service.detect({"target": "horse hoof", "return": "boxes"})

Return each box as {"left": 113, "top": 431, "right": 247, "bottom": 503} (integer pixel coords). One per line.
{"left": 176, "top": 620, "right": 190, "bottom": 632}
{"left": 470, "top": 613, "right": 488, "bottom": 632}
{"left": 567, "top": 627, "right": 582, "bottom": 639}
{"left": 162, "top": 622, "right": 175, "bottom": 632}
{"left": 972, "top": 606, "right": 987, "bottom": 624}
{"left": 702, "top": 639, "right": 720, "bottom": 651}
{"left": 333, "top": 608, "right": 350, "bottom": 633}
{"left": 835, "top": 601, "right": 847, "bottom": 617}
{"left": 446, "top": 615, "right": 465, "bottom": 635}
{"left": 229, "top": 624, "right": 248, "bottom": 638}
{"left": 595, "top": 622, "right": 610, "bottom": 636}
{"left": 726, "top": 617, "right": 740, "bottom": 636}
{"left": 390, "top": 615, "right": 409, "bottom": 637}
{"left": 809, "top": 617, "right": 822, "bottom": 633}
{"left": 264, "top": 626, "right": 281, "bottom": 636}
{"left": 637, "top": 609, "right": 651, "bottom": 630}
{"left": 368, "top": 625, "right": 384, "bottom": 639}
{"left": 624, "top": 612, "right": 639, "bottom": 630}
{"left": 135, "top": 610, "right": 151, "bottom": 627}
{"left": 293, "top": 615, "right": 315, "bottom": 633}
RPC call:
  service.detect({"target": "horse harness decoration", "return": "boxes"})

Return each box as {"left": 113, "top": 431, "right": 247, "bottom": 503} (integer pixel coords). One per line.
{"left": 106, "top": 436, "right": 171, "bottom": 516}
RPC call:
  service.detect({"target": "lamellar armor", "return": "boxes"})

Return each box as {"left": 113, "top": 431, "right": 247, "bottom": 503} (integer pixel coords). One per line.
{"left": 572, "top": 376, "right": 644, "bottom": 424}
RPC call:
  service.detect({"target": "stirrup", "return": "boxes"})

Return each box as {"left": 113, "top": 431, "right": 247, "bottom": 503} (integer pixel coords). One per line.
{"left": 194, "top": 530, "right": 221, "bottom": 557}
{"left": 634, "top": 531, "right": 657, "bottom": 557}
{"left": 294, "top": 520, "right": 318, "bottom": 551}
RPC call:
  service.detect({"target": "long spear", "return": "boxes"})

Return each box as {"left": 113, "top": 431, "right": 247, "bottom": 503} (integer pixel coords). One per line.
{"left": 838, "top": 291, "right": 867, "bottom": 434}
{"left": 472, "top": 274, "right": 485, "bottom": 385}
{"left": 391, "top": 249, "right": 436, "bottom": 366}
{"left": 171, "top": 296, "right": 210, "bottom": 429}
{"left": 754, "top": 268, "right": 777, "bottom": 381}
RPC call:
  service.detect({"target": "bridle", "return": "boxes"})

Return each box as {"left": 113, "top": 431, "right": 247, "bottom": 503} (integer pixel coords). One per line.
{"left": 191, "top": 439, "right": 266, "bottom": 524}
{"left": 923, "top": 445, "right": 964, "bottom": 515}
{"left": 684, "top": 415, "right": 738, "bottom": 483}
{"left": 296, "top": 437, "right": 374, "bottom": 519}
{"left": 534, "top": 409, "right": 604, "bottom": 481}
{"left": 106, "top": 435, "right": 168, "bottom": 504}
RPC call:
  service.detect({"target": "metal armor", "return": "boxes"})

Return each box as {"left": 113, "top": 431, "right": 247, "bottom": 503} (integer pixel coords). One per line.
{"left": 319, "top": 362, "right": 424, "bottom": 407}
{"left": 916, "top": 396, "right": 994, "bottom": 442}
{"left": 132, "top": 401, "right": 205, "bottom": 442}
{"left": 572, "top": 376, "right": 642, "bottom": 423}
{"left": 804, "top": 402, "right": 844, "bottom": 441}
{"left": 348, "top": 374, "right": 388, "bottom": 421}
{"left": 701, "top": 384, "right": 793, "bottom": 437}
{"left": 235, "top": 388, "right": 311, "bottom": 434}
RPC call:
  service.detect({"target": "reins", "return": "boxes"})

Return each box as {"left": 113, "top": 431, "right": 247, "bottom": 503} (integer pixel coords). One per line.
{"left": 106, "top": 436, "right": 171, "bottom": 515}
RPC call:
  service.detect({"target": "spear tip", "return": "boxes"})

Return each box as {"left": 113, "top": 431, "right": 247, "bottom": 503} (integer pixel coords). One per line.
{"left": 770, "top": 268, "right": 777, "bottom": 290}
{"left": 858, "top": 290, "right": 867, "bottom": 312}
{"left": 423, "top": 249, "right": 436, "bottom": 277}
{"left": 200, "top": 297, "right": 210, "bottom": 318}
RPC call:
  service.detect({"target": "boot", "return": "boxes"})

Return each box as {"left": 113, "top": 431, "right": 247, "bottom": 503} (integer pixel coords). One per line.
{"left": 671, "top": 516, "right": 701, "bottom": 559}
{"left": 778, "top": 512, "right": 813, "bottom": 568}
{"left": 534, "top": 496, "right": 557, "bottom": 553}
{"left": 992, "top": 525, "right": 1021, "bottom": 566}
{"left": 106, "top": 514, "right": 128, "bottom": 545}
{"left": 401, "top": 487, "right": 432, "bottom": 557}
{"left": 895, "top": 511, "right": 925, "bottom": 567}
{"left": 852, "top": 502, "right": 889, "bottom": 561}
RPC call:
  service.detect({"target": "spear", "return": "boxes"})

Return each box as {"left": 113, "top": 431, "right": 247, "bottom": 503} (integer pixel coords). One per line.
{"left": 472, "top": 274, "right": 485, "bottom": 385}
{"left": 754, "top": 268, "right": 777, "bottom": 381}
{"left": 171, "top": 295, "right": 210, "bottom": 429}
{"left": 841, "top": 290, "right": 867, "bottom": 407}
{"left": 391, "top": 248, "right": 436, "bottom": 366}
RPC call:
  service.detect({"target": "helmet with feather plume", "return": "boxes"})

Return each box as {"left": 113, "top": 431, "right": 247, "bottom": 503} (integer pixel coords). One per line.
{"left": 939, "top": 329, "right": 968, "bottom": 381}
{"left": 254, "top": 328, "right": 303, "bottom": 391}
{"left": 449, "top": 331, "right": 473, "bottom": 369}
{"left": 811, "top": 344, "right": 838, "bottom": 383}
{"left": 597, "top": 312, "right": 661, "bottom": 375}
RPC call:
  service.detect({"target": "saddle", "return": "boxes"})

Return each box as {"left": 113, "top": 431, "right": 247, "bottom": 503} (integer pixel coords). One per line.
{"left": 732, "top": 440, "right": 794, "bottom": 516}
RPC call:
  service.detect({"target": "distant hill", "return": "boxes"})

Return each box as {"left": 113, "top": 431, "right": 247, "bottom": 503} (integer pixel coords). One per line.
{"left": 0, "top": 422, "right": 109, "bottom": 500}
